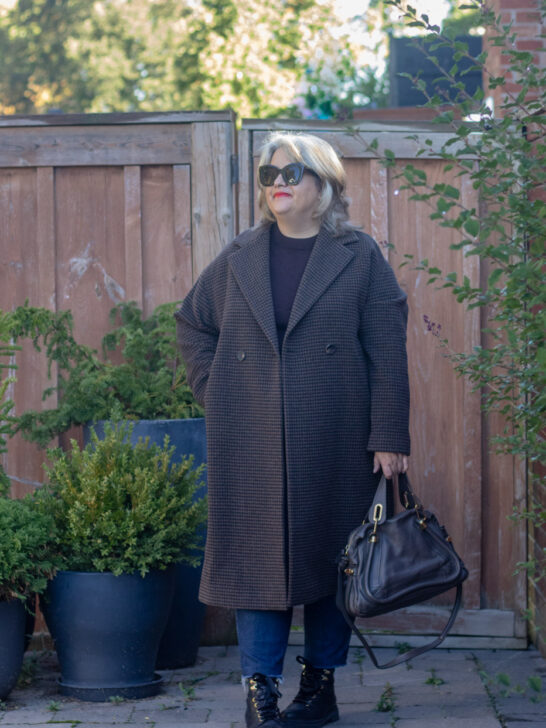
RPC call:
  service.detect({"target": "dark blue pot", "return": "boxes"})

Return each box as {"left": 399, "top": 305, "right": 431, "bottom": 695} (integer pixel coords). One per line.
{"left": 42, "top": 568, "right": 175, "bottom": 701}
{"left": 0, "top": 599, "right": 26, "bottom": 700}
{"left": 84, "top": 418, "right": 208, "bottom": 669}
{"left": 24, "top": 595, "right": 36, "bottom": 652}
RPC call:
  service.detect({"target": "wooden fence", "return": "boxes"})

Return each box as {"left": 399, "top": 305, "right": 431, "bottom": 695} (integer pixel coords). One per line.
{"left": 0, "top": 113, "right": 526, "bottom": 647}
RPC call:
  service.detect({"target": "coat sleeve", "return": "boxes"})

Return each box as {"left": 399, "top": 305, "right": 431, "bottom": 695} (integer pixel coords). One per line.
{"left": 359, "top": 240, "right": 411, "bottom": 455}
{"left": 174, "top": 267, "right": 221, "bottom": 408}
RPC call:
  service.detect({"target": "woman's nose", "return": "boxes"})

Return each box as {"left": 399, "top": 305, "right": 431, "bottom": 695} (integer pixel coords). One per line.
{"left": 273, "top": 171, "right": 286, "bottom": 186}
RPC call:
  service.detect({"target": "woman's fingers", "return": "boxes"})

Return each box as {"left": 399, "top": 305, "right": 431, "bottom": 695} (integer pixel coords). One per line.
{"left": 374, "top": 452, "right": 410, "bottom": 477}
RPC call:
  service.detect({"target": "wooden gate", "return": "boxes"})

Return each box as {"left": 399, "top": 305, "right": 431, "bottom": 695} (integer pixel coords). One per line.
{"left": 239, "top": 120, "right": 527, "bottom": 648}
{"left": 0, "top": 111, "right": 236, "bottom": 496}
{"left": 0, "top": 113, "right": 527, "bottom": 647}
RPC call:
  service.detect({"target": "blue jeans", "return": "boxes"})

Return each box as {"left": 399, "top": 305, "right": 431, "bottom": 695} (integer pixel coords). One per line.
{"left": 236, "top": 595, "right": 352, "bottom": 678}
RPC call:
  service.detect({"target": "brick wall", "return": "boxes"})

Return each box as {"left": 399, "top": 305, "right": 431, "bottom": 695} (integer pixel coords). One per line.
{"left": 484, "top": 0, "right": 545, "bottom": 112}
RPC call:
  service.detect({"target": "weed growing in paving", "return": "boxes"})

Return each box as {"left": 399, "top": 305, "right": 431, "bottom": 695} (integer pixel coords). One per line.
{"left": 352, "top": 648, "right": 366, "bottom": 665}
{"left": 488, "top": 671, "right": 544, "bottom": 703}
{"left": 376, "top": 681, "right": 399, "bottom": 726}
{"left": 376, "top": 682, "right": 396, "bottom": 711}
{"left": 425, "top": 669, "right": 446, "bottom": 686}
{"left": 47, "top": 700, "right": 61, "bottom": 712}
{"left": 108, "top": 695, "right": 125, "bottom": 705}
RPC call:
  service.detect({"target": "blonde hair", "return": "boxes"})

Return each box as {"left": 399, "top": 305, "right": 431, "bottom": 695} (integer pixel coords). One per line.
{"left": 256, "top": 132, "right": 357, "bottom": 235}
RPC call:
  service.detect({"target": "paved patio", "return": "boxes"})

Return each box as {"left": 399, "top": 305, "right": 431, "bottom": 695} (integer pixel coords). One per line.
{"left": 1, "top": 645, "right": 544, "bottom": 727}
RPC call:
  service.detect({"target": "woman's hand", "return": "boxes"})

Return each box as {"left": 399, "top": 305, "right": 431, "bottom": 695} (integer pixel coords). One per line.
{"left": 373, "top": 452, "right": 409, "bottom": 478}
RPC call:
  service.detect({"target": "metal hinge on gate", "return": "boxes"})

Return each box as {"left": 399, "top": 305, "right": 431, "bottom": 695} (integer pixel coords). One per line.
{"left": 231, "top": 154, "right": 239, "bottom": 185}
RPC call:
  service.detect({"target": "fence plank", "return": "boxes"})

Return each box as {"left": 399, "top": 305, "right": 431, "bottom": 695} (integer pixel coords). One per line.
{"left": 0, "top": 110, "right": 235, "bottom": 128}
{"left": 54, "top": 167, "right": 126, "bottom": 345}
{"left": 237, "top": 129, "right": 252, "bottom": 233}
{"left": 124, "top": 166, "right": 143, "bottom": 308}
{"left": 191, "top": 122, "right": 235, "bottom": 279}
{"left": 0, "top": 125, "right": 192, "bottom": 167}
{"left": 251, "top": 128, "right": 478, "bottom": 160}
{"left": 460, "top": 171, "right": 483, "bottom": 609}
{"left": 369, "top": 159, "right": 389, "bottom": 260}
{"left": 173, "top": 165, "right": 194, "bottom": 299}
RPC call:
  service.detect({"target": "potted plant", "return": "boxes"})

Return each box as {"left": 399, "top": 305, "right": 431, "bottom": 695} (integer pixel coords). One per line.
{"left": 36, "top": 421, "right": 207, "bottom": 701}
{"left": 0, "top": 496, "right": 56, "bottom": 701}
{"left": 8, "top": 301, "right": 212, "bottom": 666}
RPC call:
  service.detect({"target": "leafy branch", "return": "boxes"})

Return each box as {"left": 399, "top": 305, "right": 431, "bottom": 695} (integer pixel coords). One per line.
{"left": 6, "top": 300, "right": 203, "bottom": 448}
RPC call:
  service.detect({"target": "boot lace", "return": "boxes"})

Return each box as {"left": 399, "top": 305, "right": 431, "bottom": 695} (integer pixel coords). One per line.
{"left": 293, "top": 655, "right": 327, "bottom": 705}
{"left": 248, "top": 674, "right": 282, "bottom": 722}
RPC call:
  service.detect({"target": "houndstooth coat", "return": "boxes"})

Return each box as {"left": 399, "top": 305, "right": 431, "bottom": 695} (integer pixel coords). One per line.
{"left": 175, "top": 223, "right": 410, "bottom": 609}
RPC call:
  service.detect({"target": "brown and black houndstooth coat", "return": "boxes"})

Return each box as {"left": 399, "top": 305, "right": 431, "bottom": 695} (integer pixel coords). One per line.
{"left": 175, "top": 222, "right": 410, "bottom": 610}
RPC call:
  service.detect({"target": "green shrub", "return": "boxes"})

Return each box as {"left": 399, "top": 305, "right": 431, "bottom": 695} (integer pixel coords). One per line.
{"left": 0, "top": 497, "right": 56, "bottom": 602}
{"left": 8, "top": 300, "right": 203, "bottom": 448}
{"left": 36, "top": 421, "right": 207, "bottom": 576}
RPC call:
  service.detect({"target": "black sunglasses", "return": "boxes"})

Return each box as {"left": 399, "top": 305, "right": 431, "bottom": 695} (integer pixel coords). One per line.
{"left": 258, "top": 162, "right": 316, "bottom": 187}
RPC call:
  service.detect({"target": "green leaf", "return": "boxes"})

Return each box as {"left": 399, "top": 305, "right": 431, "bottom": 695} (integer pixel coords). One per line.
{"left": 463, "top": 219, "right": 480, "bottom": 237}
{"left": 488, "top": 268, "right": 504, "bottom": 288}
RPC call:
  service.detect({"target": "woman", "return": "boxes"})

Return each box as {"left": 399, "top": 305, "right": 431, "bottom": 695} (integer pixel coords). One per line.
{"left": 175, "top": 132, "right": 410, "bottom": 728}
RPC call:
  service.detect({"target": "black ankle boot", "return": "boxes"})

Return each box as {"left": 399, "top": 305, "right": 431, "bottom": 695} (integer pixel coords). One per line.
{"left": 281, "top": 656, "right": 339, "bottom": 727}
{"left": 245, "top": 673, "right": 284, "bottom": 728}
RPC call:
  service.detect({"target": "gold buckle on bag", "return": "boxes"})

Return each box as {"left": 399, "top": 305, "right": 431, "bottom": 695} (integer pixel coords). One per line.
{"left": 369, "top": 503, "right": 383, "bottom": 543}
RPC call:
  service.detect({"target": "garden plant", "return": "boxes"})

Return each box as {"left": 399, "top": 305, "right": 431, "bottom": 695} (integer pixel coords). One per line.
{"left": 36, "top": 420, "right": 207, "bottom": 575}
{"left": 368, "top": 1, "right": 545, "bottom": 589}
{"left": 6, "top": 300, "right": 202, "bottom": 448}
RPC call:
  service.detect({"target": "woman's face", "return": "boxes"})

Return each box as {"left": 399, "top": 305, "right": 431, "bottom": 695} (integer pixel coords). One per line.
{"left": 264, "top": 147, "right": 322, "bottom": 231}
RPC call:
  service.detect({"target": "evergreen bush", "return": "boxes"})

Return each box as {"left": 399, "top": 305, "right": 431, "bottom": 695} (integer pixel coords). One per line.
{"left": 7, "top": 300, "right": 202, "bottom": 448}
{"left": 36, "top": 423, "right": 206, "bottom": 576}
{"left": 36, "top": 421, "right": 207, "bottom": 576}
{"left": 0, "top": 497, "right": 56, "bottom": 602}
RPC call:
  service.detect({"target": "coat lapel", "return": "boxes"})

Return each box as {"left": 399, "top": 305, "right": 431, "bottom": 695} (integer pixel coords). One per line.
{"left": 286, "top": 227, "right": 356, "bottom": 336}
{"left": 228, "top": 224, "right": 358, "bottom": 352}
{"left": 228, "top": 225, "right": 279, "bottom": 354}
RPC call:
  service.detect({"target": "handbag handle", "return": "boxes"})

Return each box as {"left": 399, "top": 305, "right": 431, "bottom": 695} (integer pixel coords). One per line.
{"left": 366, "top": 472, "right": 421, "bottom": 524}
{"left": 337, "top": 473, "right": 462, "bottom": 669}
{"left": 336, "top": 571, "right": 463, "bottom": 669}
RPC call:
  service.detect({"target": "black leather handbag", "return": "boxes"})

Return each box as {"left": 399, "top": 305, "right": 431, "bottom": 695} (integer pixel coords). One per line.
{"left": 336, "top": 473, "right": 468, "bottom": 669}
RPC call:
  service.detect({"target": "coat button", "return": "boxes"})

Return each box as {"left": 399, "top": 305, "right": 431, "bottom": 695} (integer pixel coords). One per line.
{"left": 237, "top": 350, "right": 246, "bottom": 361}
{"left": 325, "top": 343, "right": 337, "bottom": 355}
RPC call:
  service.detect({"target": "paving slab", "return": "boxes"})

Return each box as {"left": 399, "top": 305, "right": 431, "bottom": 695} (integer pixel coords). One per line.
{"left": 0, "top": 645, "right": 544, "bottom": 727}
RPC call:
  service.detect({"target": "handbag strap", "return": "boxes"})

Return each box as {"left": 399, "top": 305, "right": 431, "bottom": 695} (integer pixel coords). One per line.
{"left": 366, "top": 473, "right": 421, "bottom": 524}
{"left": 336, "top": 568, "right": 463, "bottom": 669}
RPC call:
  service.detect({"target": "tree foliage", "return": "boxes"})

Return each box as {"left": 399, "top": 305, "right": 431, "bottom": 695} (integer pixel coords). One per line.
{"left": 373, "top": 0, "right": 545, "bottom": 580}
{"left": 0, "top": 0, "right": 369, "bottom": 117}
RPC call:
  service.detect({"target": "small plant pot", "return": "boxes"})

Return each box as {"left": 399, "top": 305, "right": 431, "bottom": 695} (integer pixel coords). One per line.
{"left": 42, "top": 568, "right": 175, "bottom": 702}
{"left": 0, "top": 598, "right": 26, "bottom": 700}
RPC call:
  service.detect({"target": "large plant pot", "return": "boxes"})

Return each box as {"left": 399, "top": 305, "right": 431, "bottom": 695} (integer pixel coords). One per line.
{"left": 0, "top": 599, "right": 26, "bottom": 700}
{"left": 23, "top": 595, "right": 36, "bottom": 652}
{"left": 42, "top": 568, "right": 175, "bottom": 701}
{"left": 84, "top": 418, "right": 207, "bottom": 669}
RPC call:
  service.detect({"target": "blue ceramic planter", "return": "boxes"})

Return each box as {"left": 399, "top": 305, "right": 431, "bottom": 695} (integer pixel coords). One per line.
{"left": 0, "top": 599, "right": 27, "bottom": 700}
{"left": 42, "top": 568, "right": 175, "bottom": 701}
{"left": 83, "top": 418, "right": 208, "bottom": 669}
